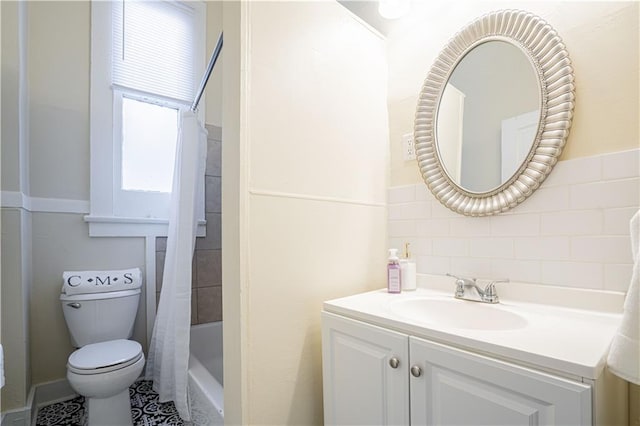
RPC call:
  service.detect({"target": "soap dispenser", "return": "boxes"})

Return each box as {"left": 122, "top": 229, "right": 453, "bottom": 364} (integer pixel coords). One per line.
{"left": 399, "top": 242, "right": 417, "bottom": 291}
{"left": 387, "top": 248, "right": 401, "bottom": 293}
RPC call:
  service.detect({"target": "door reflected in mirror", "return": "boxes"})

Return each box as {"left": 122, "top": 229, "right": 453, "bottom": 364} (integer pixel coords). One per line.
{"left": 435, "top": 40, "right": 540, "bottom": 193}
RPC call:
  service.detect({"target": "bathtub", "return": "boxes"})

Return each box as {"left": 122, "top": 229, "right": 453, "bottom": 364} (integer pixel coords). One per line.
{"left": 188, "top": 322, "right": 224, "bottom": 425}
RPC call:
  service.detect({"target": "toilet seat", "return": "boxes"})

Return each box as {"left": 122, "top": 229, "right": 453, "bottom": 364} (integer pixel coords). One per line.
{"left": 68, "top": 339, "right": 142, "bottom": 375}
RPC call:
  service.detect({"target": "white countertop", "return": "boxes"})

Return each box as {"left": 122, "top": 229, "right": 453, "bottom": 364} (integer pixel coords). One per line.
{"left": 323, "top": 279, "right": 624, "bottom": 381}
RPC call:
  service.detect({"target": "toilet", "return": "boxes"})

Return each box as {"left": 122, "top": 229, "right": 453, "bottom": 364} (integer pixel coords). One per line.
{"left": 60, "top": 288, "right": 145, "bottom": 426}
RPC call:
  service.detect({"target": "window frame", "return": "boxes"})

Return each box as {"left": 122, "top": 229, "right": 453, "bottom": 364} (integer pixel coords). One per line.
{"left": 87, "top": 0, "right": 206, "bottom": 237}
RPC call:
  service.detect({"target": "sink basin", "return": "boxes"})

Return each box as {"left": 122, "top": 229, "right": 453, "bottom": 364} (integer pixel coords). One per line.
{"left": 389, "top": 297, "right": 528, "bottom": 331}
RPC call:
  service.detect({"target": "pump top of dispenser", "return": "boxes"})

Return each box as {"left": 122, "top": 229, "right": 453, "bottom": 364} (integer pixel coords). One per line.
{"left": 388, "top": 248, "right": 399, "bottom": 262}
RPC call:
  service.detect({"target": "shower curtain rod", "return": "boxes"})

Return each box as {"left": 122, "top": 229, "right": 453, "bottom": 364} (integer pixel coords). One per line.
{"left": 191, "top": 32, "right": 223, "bottom": 112}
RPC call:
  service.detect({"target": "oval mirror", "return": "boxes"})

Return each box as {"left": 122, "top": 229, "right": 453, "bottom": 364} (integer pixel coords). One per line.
{"left": 415, "top": 10, "right": 575, "bottom": 216}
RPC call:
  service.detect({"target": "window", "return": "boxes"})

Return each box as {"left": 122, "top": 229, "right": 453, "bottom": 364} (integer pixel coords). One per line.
{"left": 88, "top": 0, "right": 205, "bottom": 236}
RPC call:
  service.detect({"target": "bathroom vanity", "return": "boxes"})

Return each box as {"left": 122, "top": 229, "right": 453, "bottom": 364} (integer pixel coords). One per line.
{"left": 321, "top": 277, "right": 628, "bottom": 425}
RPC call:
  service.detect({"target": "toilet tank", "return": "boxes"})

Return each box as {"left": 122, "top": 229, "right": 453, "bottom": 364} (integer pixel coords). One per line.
{"left": 60, "top": 289, "right": 141, "bottom": 347}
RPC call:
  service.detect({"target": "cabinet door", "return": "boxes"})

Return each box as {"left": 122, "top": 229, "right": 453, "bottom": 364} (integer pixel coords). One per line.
{"left": 322, "top": 312, "right": 409, "bottom": 426}
{"left": 409, "top": 337, "right": 592, "bottom": 426}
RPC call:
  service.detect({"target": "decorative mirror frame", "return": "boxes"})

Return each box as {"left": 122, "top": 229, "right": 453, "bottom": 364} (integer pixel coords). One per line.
{"left": 415, "top": 10, "right": 575, "bottom": 216}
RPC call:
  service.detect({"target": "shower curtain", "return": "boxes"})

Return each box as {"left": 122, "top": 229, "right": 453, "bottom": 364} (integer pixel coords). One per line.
{"left": 146, "top": 110, "right": 207, "bottom": 422}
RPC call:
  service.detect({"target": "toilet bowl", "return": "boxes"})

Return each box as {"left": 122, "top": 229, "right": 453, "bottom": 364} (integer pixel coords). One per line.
{"left": 60, "top": 286, "right": 144, "bottom": 426}
{"left": 67, "top": 340, "right": 145, "bottom": 426}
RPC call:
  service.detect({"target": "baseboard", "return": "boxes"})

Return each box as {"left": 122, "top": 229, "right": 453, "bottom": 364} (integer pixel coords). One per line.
{"left": 32, "top": 378, "right": 75, "bottom": 409}
{"left": 1, "top": 379, "right": 75, "bottom": 426}
{"left": 1, "top": 409, "right": 29, "bottom": 426}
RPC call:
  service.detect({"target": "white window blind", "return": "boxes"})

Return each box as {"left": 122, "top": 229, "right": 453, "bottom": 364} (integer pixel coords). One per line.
{"left": 112, "top": 0, "right": 196, "bottom": 103}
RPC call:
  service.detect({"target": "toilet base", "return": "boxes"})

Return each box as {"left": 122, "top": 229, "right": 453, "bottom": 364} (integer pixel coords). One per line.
{"left": 87, "top": 389, "right": 132, "bottom": 426}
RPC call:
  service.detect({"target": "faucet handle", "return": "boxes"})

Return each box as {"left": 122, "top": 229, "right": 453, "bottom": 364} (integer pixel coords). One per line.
{"left": 482, "top": 279, "right": 508, "bottom": 304}
{"left": 447, "top": 273, "right": 475, "bottom": 298}
{"left": 446, "top": 273, "right": 476, "bottom": 283}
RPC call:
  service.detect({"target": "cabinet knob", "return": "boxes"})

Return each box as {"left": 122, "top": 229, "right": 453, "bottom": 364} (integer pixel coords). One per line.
{"left": 410, "top": 365, "right": 422, "bottom": 377}
{"left": 389, "top": 357, "right": 400, "bottom": 369}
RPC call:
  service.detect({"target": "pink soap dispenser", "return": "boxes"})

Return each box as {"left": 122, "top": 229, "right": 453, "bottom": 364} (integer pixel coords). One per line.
{"left": 387, "top": 248, "right": 401, "bottom": 293}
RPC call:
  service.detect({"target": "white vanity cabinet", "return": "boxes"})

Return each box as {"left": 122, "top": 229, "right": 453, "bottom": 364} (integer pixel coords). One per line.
{"left": 322, "top": 312, "right": 410, "bottom": 425}
{"left": 322, "top": 311, "right": 593, "bottom": 426}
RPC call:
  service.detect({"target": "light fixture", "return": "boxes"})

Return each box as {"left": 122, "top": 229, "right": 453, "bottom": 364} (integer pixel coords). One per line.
{"left": 378, "top": 0, "right": 410, "bottom": 20}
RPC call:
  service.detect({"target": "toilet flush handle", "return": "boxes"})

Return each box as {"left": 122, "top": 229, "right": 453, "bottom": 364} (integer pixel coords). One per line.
{"left": 67, "top": 302, "right": 81, "bottom": 309}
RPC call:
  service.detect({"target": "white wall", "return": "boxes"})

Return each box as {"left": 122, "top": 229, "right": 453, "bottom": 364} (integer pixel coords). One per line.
{"left": 224, "top": 1, "right": 389, "bottom": 423}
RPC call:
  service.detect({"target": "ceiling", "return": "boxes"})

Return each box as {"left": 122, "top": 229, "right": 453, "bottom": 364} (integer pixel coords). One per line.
{"left": 337, "top": 1, "right": 394, "bottom": 36}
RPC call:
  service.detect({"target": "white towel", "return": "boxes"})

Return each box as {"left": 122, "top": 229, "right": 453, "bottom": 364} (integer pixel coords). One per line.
{"left": 607, "top": 209, "right": 640, "bottom": 385}
{"left": 62, "top": 268, "right": 142, "bottom": 295}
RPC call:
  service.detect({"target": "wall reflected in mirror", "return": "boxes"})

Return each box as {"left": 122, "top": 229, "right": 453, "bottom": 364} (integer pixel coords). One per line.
{"left": 435, "top": 40, "right": 540, "bottom": 193}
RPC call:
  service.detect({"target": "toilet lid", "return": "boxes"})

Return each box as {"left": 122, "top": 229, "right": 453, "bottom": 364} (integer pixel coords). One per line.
{"left": 68, "top": 339, "right": 142, "bottom": 373}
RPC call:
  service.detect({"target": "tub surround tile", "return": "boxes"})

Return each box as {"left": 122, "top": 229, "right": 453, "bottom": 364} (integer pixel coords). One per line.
{"left": 205, "top": 176, "right": 222, "bottom": 214}
{"left": 197, "top": 286, "right": 222, "bottom": 323}
{"left": 155, "top": 251, "right": 165, "bottom": 291}
{"left": 195, "top": 213, "right": 221, "bottom": 250}
{"left": 387, "top": 149, "right": 639, "bottom": 291}
{"left": 196, "top": 249, "right": 222, "bottom": 287}
{"left": 156, "top": 236, "right": 167, "bottom": 251}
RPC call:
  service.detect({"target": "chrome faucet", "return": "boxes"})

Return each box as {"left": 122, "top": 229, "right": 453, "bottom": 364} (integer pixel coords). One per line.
{"left": 446, "top": 273, "right": 508, "bottom": 304}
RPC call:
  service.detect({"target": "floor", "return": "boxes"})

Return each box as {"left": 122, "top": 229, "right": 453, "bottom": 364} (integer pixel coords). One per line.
{"left": 35, "top": 380, "right": 184, "bottom": 426}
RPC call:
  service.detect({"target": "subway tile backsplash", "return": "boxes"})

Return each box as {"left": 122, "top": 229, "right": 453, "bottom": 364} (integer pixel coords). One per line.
{"left": 388, "top": 148, "right": 640, "bottom": 292}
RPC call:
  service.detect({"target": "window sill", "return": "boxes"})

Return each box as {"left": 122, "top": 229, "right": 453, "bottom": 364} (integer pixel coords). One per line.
{"left": 84, "top": 215, "right": 206, "bottom": 237}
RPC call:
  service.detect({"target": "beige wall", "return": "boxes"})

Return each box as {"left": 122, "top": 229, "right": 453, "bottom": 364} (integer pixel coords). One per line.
{"left": 388, "top": 1, "right": 639, "bottom": 186}
{"left": 1, "top": 0, "right": 22, "bottom": 193}
{"left": 2, "top": 0, "right": 224, "bottom": 393}
{"left": 28, "top": 1, "right": 89, "bottom": 200}
{"left": 1, "top": 0, "right": 32, "bottom": 412}
{"left": 30, "top": 213, "right": 146, "bottom": 383}
{"left": 221, "top": 1, "right": 389, "bottom": 423}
